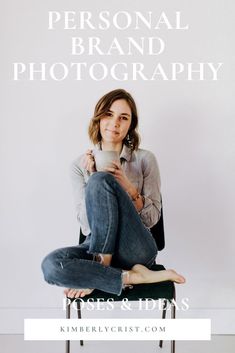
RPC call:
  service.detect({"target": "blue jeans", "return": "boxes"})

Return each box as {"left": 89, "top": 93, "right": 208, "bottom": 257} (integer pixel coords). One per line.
{"left": 41, "top": 172, "right": 158, "bottom": 295}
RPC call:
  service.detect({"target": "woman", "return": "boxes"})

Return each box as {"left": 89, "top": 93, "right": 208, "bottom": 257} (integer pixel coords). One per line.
{"left": 41, "top": 88, "right": 185, "bottom": 299}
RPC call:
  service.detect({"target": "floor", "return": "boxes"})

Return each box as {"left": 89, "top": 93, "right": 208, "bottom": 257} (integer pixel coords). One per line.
{"left": 0, "top": 335, "right": 235, "bottom": 353}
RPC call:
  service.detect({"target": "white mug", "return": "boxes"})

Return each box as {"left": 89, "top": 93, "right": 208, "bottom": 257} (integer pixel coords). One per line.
{"left": 94, "top": 150, "right": 119, "bottom": 171}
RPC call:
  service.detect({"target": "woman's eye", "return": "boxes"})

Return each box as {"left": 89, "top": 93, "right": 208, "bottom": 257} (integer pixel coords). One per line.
{"left": 105, "top": 113, "right": 128, "bottom": 120}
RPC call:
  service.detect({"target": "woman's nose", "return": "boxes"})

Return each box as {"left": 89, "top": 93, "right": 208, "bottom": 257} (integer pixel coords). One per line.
{"left": 111, "top": 117, "right": 120, "bottom": 127}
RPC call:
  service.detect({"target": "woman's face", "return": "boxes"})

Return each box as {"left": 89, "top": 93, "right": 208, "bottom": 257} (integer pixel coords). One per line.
{"left": 99, "top": 99, "right": 132, "bottom": 145}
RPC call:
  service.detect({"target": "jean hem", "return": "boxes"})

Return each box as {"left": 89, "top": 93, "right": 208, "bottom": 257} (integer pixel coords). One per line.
{"left": 87, "top": 250, "right": 114, "bottom": 256}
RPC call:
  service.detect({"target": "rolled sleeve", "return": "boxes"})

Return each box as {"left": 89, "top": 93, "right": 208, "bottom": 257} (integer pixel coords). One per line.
{"left": 70, "top": 156, "right": 91, "bottom": 235}
{"left": 138, "top": 151, "right": 162, "bottom": 228}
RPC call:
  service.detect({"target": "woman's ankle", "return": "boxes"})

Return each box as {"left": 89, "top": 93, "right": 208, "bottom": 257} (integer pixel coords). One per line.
{"left": 97, "top": 253, "right": 112, "bottom": 266}
{"left": 122, "top": 270, "right": 133, "bottom": 289}
{"left": 122, "top": 270, "right": 130, "bottom": 285}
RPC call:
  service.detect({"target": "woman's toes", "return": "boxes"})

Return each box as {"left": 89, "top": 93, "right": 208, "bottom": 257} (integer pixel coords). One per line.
{"left": 68, "top": 289, "right": 75, "bottom": 298}
{"left": 64, "top": 288, "right": 95, "bottom": 298}
{"left": 75, "top": 290, "right": 82, "bottom": 298}
{"left": 70, "top": 288, "right": 94, "bottom": 298}
{"left": 169, "top": 270, "right": 186, "bottom": 284}
{"left": 176, "top": 275, "right": 186, "bottom": 283}
{"left": 64, "top": 288, "right": 69, "bottom": 296}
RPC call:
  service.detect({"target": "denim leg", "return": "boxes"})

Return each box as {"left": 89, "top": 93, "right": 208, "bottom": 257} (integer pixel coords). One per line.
{"left": 41, "top": 172, "right": 158, "bottom": 296}
{"left": 85, "top": 172, "right": 158, "bottom": 269}
{"left": 41, "top": 241, "right": 123, "bottom": 295}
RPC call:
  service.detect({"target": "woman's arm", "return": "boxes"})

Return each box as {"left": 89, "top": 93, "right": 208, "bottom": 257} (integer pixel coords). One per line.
{"left": 70, "top": 155, "right": 90, "bottom": 235}
{"left": 138, "top": 151, "right": 162, "bottom": 228}
{"left": 105, "top": 151, "right": 161, "bottom": 226}
{"left": 126, "top": 185, "right": 144, "bottom": 212}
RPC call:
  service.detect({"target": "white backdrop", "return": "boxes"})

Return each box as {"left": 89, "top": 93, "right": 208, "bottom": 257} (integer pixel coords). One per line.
{"left": 1, "top": 0, "right": 235, "bottom": 335}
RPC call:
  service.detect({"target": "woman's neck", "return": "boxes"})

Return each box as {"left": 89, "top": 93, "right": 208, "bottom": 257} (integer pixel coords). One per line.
{"left": 100, "top": 141, "right": 123, "bottom": 154}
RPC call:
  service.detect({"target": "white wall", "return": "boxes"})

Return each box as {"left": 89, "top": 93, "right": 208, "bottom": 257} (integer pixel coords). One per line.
{"left": 0, "top": 0, "right": 235, "bottom": 334}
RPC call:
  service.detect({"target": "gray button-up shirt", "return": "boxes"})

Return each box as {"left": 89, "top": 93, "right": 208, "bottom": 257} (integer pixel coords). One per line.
{"left": 70, "top": 144, "right": 162, "bottom": 236}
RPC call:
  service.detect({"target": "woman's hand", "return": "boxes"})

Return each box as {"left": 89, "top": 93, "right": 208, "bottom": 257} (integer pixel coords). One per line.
{"left": 105, "top": 160, "right": 134, "bottom": 194}
{"left": 82, "top": 149, "right": 96, "bottom": 174}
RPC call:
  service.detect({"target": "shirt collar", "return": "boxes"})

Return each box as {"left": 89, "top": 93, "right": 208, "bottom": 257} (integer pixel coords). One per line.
{"left": 120, "top": 144, "right": 132, "bottom": 162}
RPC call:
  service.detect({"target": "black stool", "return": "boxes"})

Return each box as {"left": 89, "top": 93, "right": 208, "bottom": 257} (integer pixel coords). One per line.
{"left": 65, "top": 264, "right": 176, "bottom": 353}
{"left": 65, "top": 198, "right": 177, "bottom": 352}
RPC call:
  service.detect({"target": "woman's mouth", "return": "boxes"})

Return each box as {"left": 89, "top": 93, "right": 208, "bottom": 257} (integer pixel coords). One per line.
{"left": 106, "top": 129, "right": 119, "bottom": 135}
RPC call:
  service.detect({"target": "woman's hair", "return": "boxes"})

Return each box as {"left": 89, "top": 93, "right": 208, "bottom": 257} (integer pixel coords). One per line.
{"left": 88, "top": 88, "right": 140, "bottom": 151}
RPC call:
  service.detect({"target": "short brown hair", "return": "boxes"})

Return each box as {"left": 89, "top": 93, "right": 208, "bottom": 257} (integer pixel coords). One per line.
{"left": 88, "top": 89, "right": 140, "bottom": 151}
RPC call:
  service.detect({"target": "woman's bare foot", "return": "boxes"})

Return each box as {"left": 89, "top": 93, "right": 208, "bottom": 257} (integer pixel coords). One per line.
{"left": 64, "top": 288, "right": 94, "bottom": 298}
{"left": 63, "top": 253, "right": 113, "bottom": 298}
{"left": 123, "top": 264, "right": 186, "bottom": 286}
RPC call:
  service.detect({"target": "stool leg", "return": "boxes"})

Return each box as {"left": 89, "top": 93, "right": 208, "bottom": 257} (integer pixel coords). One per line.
{"left": 159, "top": 299, "right": 168, "bottom": 348}
{"left": 77, "top": 300, "right": 84, "bottom": 346}
{"left": 66, "top": 298, "right": 71, "bottom": 353}
{"left": 171, "top": 287, "right": 176, "bottom": 353}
